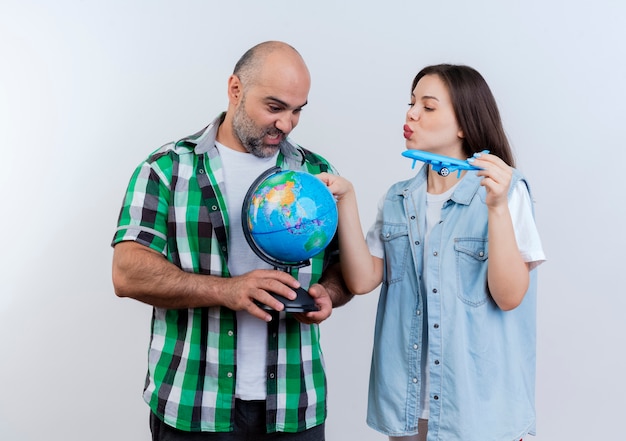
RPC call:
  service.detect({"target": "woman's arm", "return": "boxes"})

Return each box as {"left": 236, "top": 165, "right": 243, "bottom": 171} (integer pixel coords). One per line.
{"left": 486, "top": 204, "right": 530, "bottom": 310}
{"left": 470, "top": 153, "right": 529, "bottom": 310}
{"left": 317, "top": 173, "right": 383, "bottom": 294}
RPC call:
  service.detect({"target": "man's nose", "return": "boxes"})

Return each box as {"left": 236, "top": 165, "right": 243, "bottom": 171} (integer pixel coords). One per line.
{"left": 275, "top": 114, "right": 294, "bottom": 134}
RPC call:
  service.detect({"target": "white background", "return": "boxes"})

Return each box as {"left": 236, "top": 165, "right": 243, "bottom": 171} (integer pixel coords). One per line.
{"left": 1, "top": 0, "right": 624, "bottom": 439}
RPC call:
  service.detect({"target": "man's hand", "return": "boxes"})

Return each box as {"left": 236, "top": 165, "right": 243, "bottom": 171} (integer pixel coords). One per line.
{"left": 222, "top": 269, "right": 299, "bottom": 321}
{"left": 293, "top": 283, "right": 333, "bottom": 325}
{"left": 293, "top": 262, "right": 353, "bottom": 325}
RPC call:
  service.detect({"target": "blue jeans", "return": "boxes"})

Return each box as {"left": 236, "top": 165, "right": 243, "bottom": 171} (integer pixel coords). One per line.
{"left": 150, "top": 400, "right": 325, "bottom": 441}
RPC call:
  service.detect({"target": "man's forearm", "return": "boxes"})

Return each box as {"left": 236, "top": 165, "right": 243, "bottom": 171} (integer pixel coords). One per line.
{"left": 112, "top": 241, "right": 224, "bottom": 309}
{"left": 318, "top": 262, "right": 354, "bottom": 308}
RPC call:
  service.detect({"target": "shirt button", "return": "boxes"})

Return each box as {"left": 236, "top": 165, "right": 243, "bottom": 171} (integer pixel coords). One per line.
{"left": 413, "top": 344, "right": 419, "bottom": 350}
{"left": 434, "top": 360, "right": 440, "bottom": 365}
{"left": 432, "top": 288, "right": 438, "bottom": 294}
{"left": 199, "top": 169, "right": 205, "bottom": 174}
{"left": 227, "top": 330, "right": 234, "bottom": 337}
{"left": 212, "top": 205, "right": 218, "bottom": 211}
{"left": 434, "top": 323, "right": 439, "bottom": 329}
{"left": 416, "top": 310, "right": 421, "bottom": 316}
{"left": 227, "top": 372, "right": 233, "bottom": 378}
{"left": 433, "top": 251, "right": 438, "bottom": 256}
{"left": 269, "top": 373, "right": 275, "bottom": 379}
{"left": 414, "top": 240, "right": 420, "bottom": 245}
{"left": 410, "top": 215, "right": 416, "bottom": 220}
{"left": 412, "top": 378, "right": 418, "bottom": 383}
{"left": 434, "top": 395, "right": 439, "bottom": 400}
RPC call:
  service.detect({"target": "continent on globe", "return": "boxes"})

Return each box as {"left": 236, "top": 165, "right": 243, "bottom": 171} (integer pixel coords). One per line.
{"left": 245, "top": 169, "right": 338, "bottom": 264}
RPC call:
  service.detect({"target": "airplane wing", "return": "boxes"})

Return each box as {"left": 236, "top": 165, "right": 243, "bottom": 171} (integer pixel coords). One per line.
{"left": 401, "top": 150, "right": 483, "bottom": 177}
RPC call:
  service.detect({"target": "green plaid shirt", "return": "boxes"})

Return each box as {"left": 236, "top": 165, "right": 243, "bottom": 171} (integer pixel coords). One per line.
{"left": 112, "top": 114, "right": 338, "bottom": 433}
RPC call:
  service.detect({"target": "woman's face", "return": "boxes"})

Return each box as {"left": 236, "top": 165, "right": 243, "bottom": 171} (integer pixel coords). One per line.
{"left": 403, "top": 74, "right": 464, "bottom": 157}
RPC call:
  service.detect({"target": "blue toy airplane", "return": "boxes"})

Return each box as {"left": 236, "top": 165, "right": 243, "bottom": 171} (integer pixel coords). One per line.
{"left": 401, "top": 150, "right": 488, "bottom": 177}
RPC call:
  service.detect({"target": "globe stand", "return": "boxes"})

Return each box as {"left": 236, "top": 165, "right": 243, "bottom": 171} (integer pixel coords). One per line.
{"left": 242, "top": 167, "right": 320, "bottom": 313}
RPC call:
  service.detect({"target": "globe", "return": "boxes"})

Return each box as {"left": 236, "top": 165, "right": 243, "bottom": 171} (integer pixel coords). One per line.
{"left": 243, "top": 168, "right": 338, "bottom": 265}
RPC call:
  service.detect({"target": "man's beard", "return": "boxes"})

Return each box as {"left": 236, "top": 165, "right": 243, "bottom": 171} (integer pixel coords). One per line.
{"left": 232, "top": 99, "right": 288, "bottom": 158}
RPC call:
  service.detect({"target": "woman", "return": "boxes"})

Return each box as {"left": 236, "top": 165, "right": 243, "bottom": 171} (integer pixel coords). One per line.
{"left": 319, "top": 64, "right": 545, "bottom": 441}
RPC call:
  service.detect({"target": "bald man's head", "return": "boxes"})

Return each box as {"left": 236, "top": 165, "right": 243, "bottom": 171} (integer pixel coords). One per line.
{"left": 233, "top": 41, "right": 308, "bottom": 88}
{"left": 217, "top": 41, "right": 311, "bottom": 157}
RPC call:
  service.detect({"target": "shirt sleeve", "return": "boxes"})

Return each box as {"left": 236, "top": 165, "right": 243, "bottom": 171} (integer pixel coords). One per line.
{"left": 509, "top": 181, "right": 546, "bottom": 270}
{"left": 111, "top": 160, "right": 171, "bottom": 254}
{"left": 365, "top": 194, "right": 386, "bottom": 259}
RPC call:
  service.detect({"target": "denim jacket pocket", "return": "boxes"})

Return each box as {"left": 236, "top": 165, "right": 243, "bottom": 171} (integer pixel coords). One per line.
{"left": 381, "top": 224, "right": 410, "bottom": 285}
{"left": 454, "top": 238, "right": 489, "bottom": 306}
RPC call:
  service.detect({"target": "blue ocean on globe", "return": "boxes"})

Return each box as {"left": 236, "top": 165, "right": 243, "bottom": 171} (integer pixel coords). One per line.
{"left": 246, "top": 170, "right": 338, "bottom": 263}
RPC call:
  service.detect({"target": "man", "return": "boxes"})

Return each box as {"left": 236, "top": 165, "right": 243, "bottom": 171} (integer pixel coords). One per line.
{"left": 111, "top": 41, "right": 353, "bottom": 440}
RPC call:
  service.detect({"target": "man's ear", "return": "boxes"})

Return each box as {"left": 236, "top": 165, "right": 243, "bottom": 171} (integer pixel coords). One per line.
{"left": 457, "top": 127, "right": 465, "bottom": 139}
{"left": 227, "top": 74, "right": 243, "bottom": 104}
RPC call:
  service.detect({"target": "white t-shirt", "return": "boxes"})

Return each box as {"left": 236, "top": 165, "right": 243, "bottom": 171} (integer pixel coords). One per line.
{"left": 365, "top": 179, "right": 546, "bottom": 419}
{"left": 216, "top": 141, "right": 278, "bottom": 400}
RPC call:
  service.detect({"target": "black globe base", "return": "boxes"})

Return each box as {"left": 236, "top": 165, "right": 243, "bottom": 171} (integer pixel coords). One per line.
{"left": 258, "top": 286, "right": 319, "bottom": 313}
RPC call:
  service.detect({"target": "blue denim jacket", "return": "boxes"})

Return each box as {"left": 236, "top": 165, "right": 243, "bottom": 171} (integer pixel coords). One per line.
{"left": 367, "top": 165, "right": 537, "bottom": 441}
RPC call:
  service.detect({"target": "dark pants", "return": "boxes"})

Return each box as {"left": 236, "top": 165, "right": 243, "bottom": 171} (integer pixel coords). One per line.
{"left": 150, "top": 400, "right": 325, "bottom": 441}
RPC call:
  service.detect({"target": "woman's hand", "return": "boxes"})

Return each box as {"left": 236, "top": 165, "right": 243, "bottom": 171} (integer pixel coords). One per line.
{"left": 315, "top": 172, "right": 354, "bottom": 202}
{"left": 469, "top": 152, "right": 513, "bottom": 209}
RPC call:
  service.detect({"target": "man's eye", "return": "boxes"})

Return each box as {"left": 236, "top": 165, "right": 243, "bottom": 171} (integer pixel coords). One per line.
{"left": 424, "top": 106, "right": 434, "bottom": 111}
{"left": 268, "top": 105, "right": 282, "bottom": 112}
